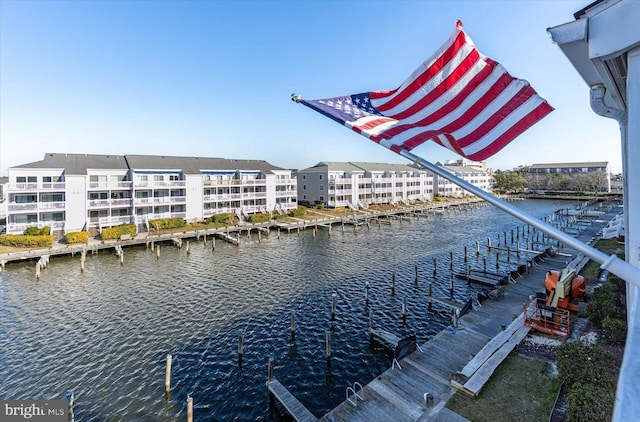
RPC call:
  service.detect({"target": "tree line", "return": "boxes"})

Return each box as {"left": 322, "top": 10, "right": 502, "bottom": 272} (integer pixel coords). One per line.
{"left": 492, "top": 170, "right": 609, "bottom": 193}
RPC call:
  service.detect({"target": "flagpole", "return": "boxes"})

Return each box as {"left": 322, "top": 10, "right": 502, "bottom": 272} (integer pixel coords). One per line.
{"left": 398, "top": 149, "right": 640, "bottom": 287}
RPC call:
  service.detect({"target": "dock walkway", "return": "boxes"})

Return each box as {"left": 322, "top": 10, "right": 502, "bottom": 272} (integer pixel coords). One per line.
{"left": 320, "top": 205, "right": 618, "bottom": 421}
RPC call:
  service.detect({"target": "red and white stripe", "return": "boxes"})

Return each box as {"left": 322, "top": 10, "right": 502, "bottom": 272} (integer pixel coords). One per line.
{"left": 348, "top": 21, "right": 553, "bottom": 161}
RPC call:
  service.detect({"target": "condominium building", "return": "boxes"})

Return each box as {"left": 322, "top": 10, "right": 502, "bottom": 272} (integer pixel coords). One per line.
{"left": 297, "top": 161, "right": 492, "bottom": 208}
{"left": 526, "top": 161, "right": 611, "bottom": 192}
{"left": 5, "top": 153, "right": 296, "bottom": 236}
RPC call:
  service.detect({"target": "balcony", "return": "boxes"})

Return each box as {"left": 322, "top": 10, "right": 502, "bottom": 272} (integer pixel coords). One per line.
{"left": 88, "top": 198, "right": 132, "bottom": 208}
{"left": 98, "top": 215, "right": 133, "bottom": 226}
{"left": 134, "top": 180, "right": 186, "bottom": 189}
{"left": 275, "top": 190, "right": 297, "bottom": 196}
{"left": 8, "top": 203, "right": 38, "bottom": 211}
{"left": 133, "top": 196, "right": 186, "bottom": 206}
{"left": 40, "top": 182, "right": 66, "bottom": 190}
{"left": 89, "top": 181, "right": 132, "bottom": 190}
{"left": 275, "top": 178, "right": 296, "bottom": 185}
{"left": 241, "top": 192, "right": 267, "bottom": 199}
{"left": 8, "top": 183, "right": 39, "bottom": 191}
{"left": 38, "top": 201, "right": 66, "bottom": 210}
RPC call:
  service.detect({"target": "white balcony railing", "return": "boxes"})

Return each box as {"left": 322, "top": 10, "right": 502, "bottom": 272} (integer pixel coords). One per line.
{"left": 88, "top": 181, "right": 133, "bottom": 190}
{"left": 8, "top": 203, "right": 38, "bottom": 211}
{"left": 38, "top": 201, "right": 66, "bottom": 210}
{"left": 242, "top": 192, "right": 267, "bottom": 199}
{"left": 134, "top": 180, "right": 186, "bottom": 189}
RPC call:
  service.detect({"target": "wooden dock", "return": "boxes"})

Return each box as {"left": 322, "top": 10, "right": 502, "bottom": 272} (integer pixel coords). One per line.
{"left": 320, "top": 203, "right": 619, "bottom": 421}
{"left": 454, "top": 270, "right": 508, "bottom": 287}
{"left": 267, "top": 379, "right": 318, "bottom": 422}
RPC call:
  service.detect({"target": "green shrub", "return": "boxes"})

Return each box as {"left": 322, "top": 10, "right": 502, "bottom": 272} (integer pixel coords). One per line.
{"left": 567, "top": 382, "right": 615, "bottom": 422}
{"left": 288, "top": 207, "right": 306, "bottom": 218}
{"left": 24, "top": 226, "right": 51, "bottom": 236}
{"left": 213, "top": 213, "right": 234, "bottom": 224}
{"left": 587, "top": 284, "right": 622, "bottom": 327}
{"left": 101, "top": 224, "right": 137, "bottom": 241}
{"left": 65, "top": 231, "right": 90, "bottom": 244}
{"left": 557, "top": 342, "right": 618, "bottom": 421}
{"left": 273, "top": 213, "right": 288, "bottom": 221}
{"left": 0, "top": 234, "right": 53, "bottom": 248}
{"left": 247, "top": 213, "right": 270, "bottom": 224}
{"left": 316, "top": 204, "right": 325, "bottom": 210}
{"left": 601, "top": 316, "right": 627, "bottom": 345}
{"left": 149, "top": 217, "right": 186, "bottom": 231}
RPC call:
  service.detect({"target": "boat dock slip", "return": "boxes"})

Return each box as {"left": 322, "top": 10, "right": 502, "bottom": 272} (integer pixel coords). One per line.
{"left": 267, "top": 379, "right": 318, "bottom": 422}
{"left": 368, "top": 328, "right": 416, "bottom": 359}
{"left": 454, "top": 270, "right": 508, "bottom": 287}
{"left": 321, "top": 205, "right": 618, "bottom": 421}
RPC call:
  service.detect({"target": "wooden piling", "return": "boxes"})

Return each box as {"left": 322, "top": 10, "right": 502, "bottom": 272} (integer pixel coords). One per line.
{"left": 66, "top": 391, "right": 74, "bottom": 422}
{"left": 156, "top": 245, "right": 160, "bottom": 260}
{"left": 365, "top": 281, "right": 370, "bottom": 305}
{"left": 165, "top": 354, "right": 172, "bottom": 394}
{"left": 238, "top": 329, "right": 244, "bottom": 364}
{"left": 464, "top": 246, "right": 467, "bottom": 263}
{"left": 449, "top": 273, "right": 454, "bottom": 295}
{"left": 186, "top": 241, "right": 190, "bottom": 254}
{"left": 402, "top": 297, "right": 407, "bottom": 321}
{"left": 187, "top": 396, "right": 193, "bottom": 422}
{"left": 476, "top": 241, "right": 480, "bottom": 255}
{"left": 268, "top": 358, "right": 274, "bottom": 382}
{"left": 391, "top": 273, "right": 396, "bottom": 296}
{"left": 151, "top": 242, "right": 155, "bottom": 251}
{"left": 433, "top": 258, "right": 437, "bottom": 278}
{"left": 36, "top": 262, "right": 40, "bottom": 280}
{"left": 428, "top": 283, "right": 433, "bottom": 311}
{"left": 325, "top": 331, "right": 331, "bottom": 358}
{"left": 449, "top": 251, "right": 453, "bottom": 270}
{"left": 414, "top": 265, "right": 418, "bottom": 284}
{"left": 483, "top": 257, "right": 487, "bottom": 272}
{"left": 290, "top": 311, "right": 296, "bottom": 339}
{"left": 119, "top": 251, "right": 124, "bottom": 265}
{"left": 369, "top": 309, "right": 373, "bottom": 326}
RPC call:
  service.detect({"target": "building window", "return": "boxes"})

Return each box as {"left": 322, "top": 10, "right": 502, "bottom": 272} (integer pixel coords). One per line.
{"left": 16, "top": 176, "right": 26, "bottom": 183}
{"left": 320, "top": 185, "right": 324, "bottom": 190}
{"left": 154, "top": 175, "right": 164, "bottom": 182}
{"left": 169, "top": 175, "right": 179, "bottom": 181}
{"left": 303, "top": 185, "right": 306, "bottom": 190}
{"left": 319, "top": 196, "right": 324, "bottom": 201}
{"left": 303, "top": 195, "right": 307, "bottom": 200}
{"left": 319, "top": 174, "right": 324, "bottom": 180}
{"left": 27, "top": 176, "right": 36, "bottom": 182}
{"left": 302, "top": 175, "right": 306, "bottom": 180}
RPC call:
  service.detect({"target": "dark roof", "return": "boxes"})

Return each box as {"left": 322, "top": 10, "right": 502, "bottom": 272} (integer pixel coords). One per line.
{"left": 11, "top": 153, "right": 128, "bottom": 175}
{"left": 123, "top": 155, "right": 285, "bottom": 174}
{"left": 11, "top": 154, "right": 287, "bottom": 175}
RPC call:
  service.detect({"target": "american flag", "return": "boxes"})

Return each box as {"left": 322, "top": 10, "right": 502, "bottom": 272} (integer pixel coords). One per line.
{"left": 295, "top": 21, "right": 553, "bottom": 161}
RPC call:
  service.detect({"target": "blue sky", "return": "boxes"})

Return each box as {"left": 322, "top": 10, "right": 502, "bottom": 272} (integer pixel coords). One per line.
{"left": 0, "top": 0, "right": 622, "bottom": 175}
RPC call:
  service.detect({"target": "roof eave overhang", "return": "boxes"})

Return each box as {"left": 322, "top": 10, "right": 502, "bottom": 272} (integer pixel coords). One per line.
{"left": 548, "top": 0, "right": 640, "bottom": 112}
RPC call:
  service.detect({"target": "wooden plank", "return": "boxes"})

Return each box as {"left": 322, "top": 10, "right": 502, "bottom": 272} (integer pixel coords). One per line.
{"left": 429, "top": 296, "right": 464, "bottom": 311}
{"left": 462, "top": 324, "right": 531, "bottom": 395}
{"left": 369, "top": 328, "right": 400, "bottom": 346}
{"left": 267, "top": 380, "right": 317, "bottom": 422}
{"left": 458, "top": 314, "right": 524, "bottom": 379}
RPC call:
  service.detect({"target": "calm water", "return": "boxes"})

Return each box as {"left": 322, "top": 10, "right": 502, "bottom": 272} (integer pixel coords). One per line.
{"left": 0, "top": 200, "right": 571, "bottom": 421}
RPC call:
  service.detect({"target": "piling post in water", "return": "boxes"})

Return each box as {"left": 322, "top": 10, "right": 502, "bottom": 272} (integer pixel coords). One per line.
{"left": 391, "top": 273, "right": 396, "bottom": 296}
{"left": 187, "top": 396, "right": 193, "bottom": 422}
{"left": 507, "top": 248, "right": 511, "bottom": 263}
{"left": 449, "top": 273, "right": 454, "bottom": 296}
{"left": 402, "top": 297, "right": 407, "bottom": 321}
{"left": 414, "top": 265, "right": 418, "bottom": 284}
{"left": 186, "top": 241, "right": 190, "bottom": 255}
{"left": 35, "top": 262, "right": 40, "bottom": 280}
{"left": 466, "top": 265, "right": 471, "bottom": 286}
{"left": 165, "top": 354, "right": 172, "bottom": 395}
{"left": 428, "top": 283, "right": 433, "bottom": 311}
{"left": 119, "top": 250, "right": 124, "bottom": 265}
{"left": 495, "top": 253, "right": 500, "bottom": 271}
{"left": 290, "top": 311, "right": 296, "bottom": 340}
{"left": 238, "top": 329, "right": 244, "bottom": 365}
{"left": 325, "top": 331, "right": 331, "bottom": 359}
{"left": 369, "top": 309, "right": 373, "bottom": 327}
{"left": 313, "top": 228, "right": 316, "bottom": 239}
{"left": 151, "top": 242, "right": 155, "bottom": 251}
{"left": 157, "top": 245, "right": 161, "bottom": 259}
{"left": 277, "top": 228, "right": 281, "bottom": 240}
{"left": 268, "top": 358, "right": 274, "bottom": 382}
{"left": 487, "top": 237, "right": 491, "bottom": 249}
{"left": 433, "top": 258, "right": 437, "bottom": 278}
{"left": 483, "top": 258, "right": 487, "bottom": 272}
{"left": 476, "top": 241, "right": 480, "bottom": 255}
{"left": 365, "top": 281, "right": 369, "bottom": 305}
{"left": 66, "top": 391, "right": 74, "bottom": 422}
{"left": 452, "top": 310, "right": 459, "bottom": 329}
{"left": 258, "top": 230, "right": 262, "bottom": 243}
{"left": 331, "top": 293, "right": 337, "bottom": 321}
{"left": 449, "top": 251, "right": 453, "bottom": 270}
{"left": 464, "top": 246, "right": 467, "bottom": 263}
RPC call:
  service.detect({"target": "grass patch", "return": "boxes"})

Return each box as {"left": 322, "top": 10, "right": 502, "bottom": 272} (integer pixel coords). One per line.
{"left": 579, "top": 238, "right": 624, "bottom": 279}
{"left": 446, "top": 354, "right": 560, "bottom": 422}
